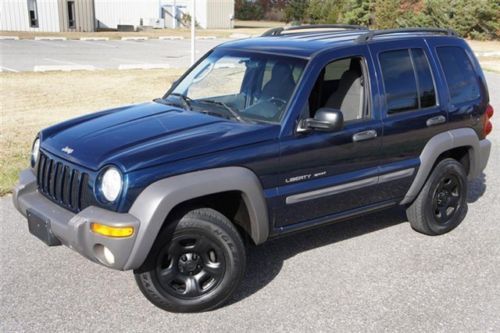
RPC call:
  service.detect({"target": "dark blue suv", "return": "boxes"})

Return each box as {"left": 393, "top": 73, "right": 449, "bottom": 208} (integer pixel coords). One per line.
{"left": 13, "top": 26, "right": 493, "bottom": 312}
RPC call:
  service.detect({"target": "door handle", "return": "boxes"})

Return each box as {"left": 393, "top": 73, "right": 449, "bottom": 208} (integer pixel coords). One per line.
{"left": 426, "top": 115, "right": 446, "bottom": 127}
{"left": 352, "top": 129, "right": 377, "bottom": 142}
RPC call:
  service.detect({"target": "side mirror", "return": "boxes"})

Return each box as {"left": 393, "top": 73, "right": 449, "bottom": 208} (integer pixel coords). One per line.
{"left": 298, "top": 108, "right": 344, "bottom": 133}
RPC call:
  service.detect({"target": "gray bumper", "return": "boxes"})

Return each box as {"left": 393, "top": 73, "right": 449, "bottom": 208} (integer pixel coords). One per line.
{"left": 13, "top": 169, "right": 140, "bottom": 271}
{"left": 473, "top": 138, "right": 491, "bottom": 178}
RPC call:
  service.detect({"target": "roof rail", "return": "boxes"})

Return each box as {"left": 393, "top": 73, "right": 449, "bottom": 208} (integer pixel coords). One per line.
{"left": 262, "top": 24, "right": 368, "bottom": 37}
{"left": 357, "top": 28, "right": 457, "bottom": 42}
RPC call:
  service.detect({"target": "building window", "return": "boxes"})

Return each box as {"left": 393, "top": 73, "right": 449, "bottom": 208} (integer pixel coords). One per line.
{"left": 67, "top": 1, "right": 76, "bottom": 29}
{"left": 27, "top": 0, "right": 38, "bottom": 28}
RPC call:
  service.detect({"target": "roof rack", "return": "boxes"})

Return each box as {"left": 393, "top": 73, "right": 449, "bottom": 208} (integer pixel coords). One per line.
{"left": 357, "top": 28, "right": 457, "bottom": 42}
{"left": 262, "top": 24, "right": 368, "bottom": 37}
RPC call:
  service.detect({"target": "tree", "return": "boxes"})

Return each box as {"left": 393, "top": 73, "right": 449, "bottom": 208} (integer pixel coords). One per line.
{"left": 340, "top": 0, "right": 373, "bottom": 26}
{"left": 374, "top": 0, "right": 401, "bottom": 29}
{"left": 284, "top": 0, "right": 309, "bottom": 22}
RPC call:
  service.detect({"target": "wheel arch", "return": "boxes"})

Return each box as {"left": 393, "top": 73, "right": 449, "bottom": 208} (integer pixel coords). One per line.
{"left": 401, "top": 128, "right": 482, "bottom": 205}
{"left": 124, "top": 167, "right": 269, "bottom": 270}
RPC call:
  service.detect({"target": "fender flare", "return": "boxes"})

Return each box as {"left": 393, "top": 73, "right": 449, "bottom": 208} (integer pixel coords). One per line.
{"left": 124, "top": 167, "right": 269, "bottom": 270}
{"left": 400, "top": 128, "right": 486, "bottom": 205}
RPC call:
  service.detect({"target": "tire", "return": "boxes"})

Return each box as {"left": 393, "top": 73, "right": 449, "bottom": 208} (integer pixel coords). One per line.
{"left": 135, "top": 208, "right": 246, "bottom": 313}
{"left": 406, "top": 158, "right": 468, "bottom": 235}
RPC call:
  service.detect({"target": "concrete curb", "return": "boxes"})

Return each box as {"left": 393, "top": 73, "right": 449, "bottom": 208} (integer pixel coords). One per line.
{"left": 158, "top": 36, "right": 185, "bottom": 40}
{"left": 196, "top": 36, "right": 217, "bottom": 40}
{"left": 121, "top": 36, "right": 149, "bottom": 41}
{"left": 118, "top": 63, "right": 171, "bottom": 70}
{"left": 34, "top": 36, "right": 67, "bottom": 41}
{"left": 34, "top": 65, "right": 96, "bottom": 72}
{"left": 80, "top": 37, "right": 110, "bottom": 41}
{"left": 0, "top": 36, "right": 19, "bottom": 40}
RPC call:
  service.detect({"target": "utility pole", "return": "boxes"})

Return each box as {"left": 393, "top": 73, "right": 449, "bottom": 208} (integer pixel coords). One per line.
{"left": 190, "top": 0, "right": 196, "bottom": 65}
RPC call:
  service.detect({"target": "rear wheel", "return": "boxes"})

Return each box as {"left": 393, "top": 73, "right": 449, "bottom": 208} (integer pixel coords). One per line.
{"left": 135, "top": 208, "right": 246, "bottom": 313}
{"left": 406, "top": 158, "right": 468, "bottom": 235}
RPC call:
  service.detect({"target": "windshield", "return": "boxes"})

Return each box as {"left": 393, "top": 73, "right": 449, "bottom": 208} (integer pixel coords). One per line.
{"left": 165, "top": 50, "right": 307, "bottom": 123}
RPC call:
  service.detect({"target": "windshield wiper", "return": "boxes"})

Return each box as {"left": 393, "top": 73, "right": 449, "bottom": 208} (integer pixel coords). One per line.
{"left": 168, "top": 93, "right": 193, "bottom": 110}
{"left": 197, "top": 99, "right": 248, "bottom": 123}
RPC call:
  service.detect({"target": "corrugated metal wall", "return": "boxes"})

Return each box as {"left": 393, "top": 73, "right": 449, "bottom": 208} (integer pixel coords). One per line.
{"left": 206, "top": 0, "right": 234, "bottom": 29}
{"left": 94, "top": 0, "right": 159, "bottom": 29}
{"left": 0, "top": 0, "right": 61, "bottom": 32}
{"left": 0, "top": 0, "right": 234, "bottom": 31}
{"left": 58, "top": 0, "right": 95, "bottom": 32}
{"left": 160, "top": 0, "right": 233, "bottom": 29}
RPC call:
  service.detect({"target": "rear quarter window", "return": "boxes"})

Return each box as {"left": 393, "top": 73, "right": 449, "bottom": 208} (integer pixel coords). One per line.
{"left": 436, "top": 46, "right": 480, "bottom": 104}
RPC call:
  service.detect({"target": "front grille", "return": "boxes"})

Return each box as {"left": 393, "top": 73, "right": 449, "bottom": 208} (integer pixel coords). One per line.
{"left": 37, "top": 152, "right": 96, "bottom": 212}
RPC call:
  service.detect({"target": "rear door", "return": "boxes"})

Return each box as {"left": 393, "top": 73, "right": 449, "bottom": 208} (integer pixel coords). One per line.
{"left": 369, "top": 39, "right": 447, "bottom": 200}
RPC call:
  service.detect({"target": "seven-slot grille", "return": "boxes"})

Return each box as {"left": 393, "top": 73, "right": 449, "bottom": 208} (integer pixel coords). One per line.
{"left": 36, "top": 152, "right": 96, "bottom": 212}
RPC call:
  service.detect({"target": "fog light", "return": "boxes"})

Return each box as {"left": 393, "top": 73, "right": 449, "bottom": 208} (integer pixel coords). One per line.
{"left": 103, "top": 246, "right": 115, "bottom": 265}
{"left": 94, "top": 244, "right": 116, "bottom": 265}
{"left": 90, "top": 223, "right": 134, "bottom": 238}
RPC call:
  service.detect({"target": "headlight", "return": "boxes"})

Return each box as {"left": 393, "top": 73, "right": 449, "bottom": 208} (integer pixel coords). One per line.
{"left": 31, "top": 138, "right": 40, "bottom": 167}
{"left": 100, "top": 167, "right": 123, "bottom": 202}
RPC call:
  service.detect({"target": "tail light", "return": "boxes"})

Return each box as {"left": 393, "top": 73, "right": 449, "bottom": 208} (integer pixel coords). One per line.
{"left": 484, "top": 104, "right": 494, "bottom": 136}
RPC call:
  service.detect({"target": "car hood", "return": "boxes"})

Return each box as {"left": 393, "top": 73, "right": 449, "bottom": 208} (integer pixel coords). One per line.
{"left": 41, "top": 102, "right": 279, "bottom": 172}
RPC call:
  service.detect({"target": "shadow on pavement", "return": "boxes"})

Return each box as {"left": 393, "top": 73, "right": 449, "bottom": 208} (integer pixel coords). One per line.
{"left": 229, "top": 174, "right": 487, "bottom": 306}
{"left": 228, "top": 206, "right": 407, "bottom": 306}
{"left": 467, "top": 172, "right": 487, "bottom": 203}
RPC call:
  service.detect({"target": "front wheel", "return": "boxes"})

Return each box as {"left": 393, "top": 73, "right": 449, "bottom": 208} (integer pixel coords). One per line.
{"left": 135, "top": 208, "right": 246, "bottom": 313}
{"left": 406, "top": 158, "right": 468, "bottom": 235}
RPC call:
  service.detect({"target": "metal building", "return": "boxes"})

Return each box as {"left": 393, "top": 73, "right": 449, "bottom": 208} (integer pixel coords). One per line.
{"left": 94, "top": 0, "right": 159, "bottom": 30}
{"left": 0, "top": 0, "right": 95, "bottom": 32}
{"left": 167, "top": 0, "right": 235, "bottom": 29}
{"left": 0, "top": 0, "right": 234, "bottom": 32}
{"left": 94, "top": 0, "right": 235, "bottom": 30}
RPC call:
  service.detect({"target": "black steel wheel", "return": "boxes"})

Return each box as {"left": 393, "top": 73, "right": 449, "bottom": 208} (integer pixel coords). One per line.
{"left": 431, "top": 174, "right": 463, "bottom": 225}
{"left": 155, "top": 231, "right": 226, "bottom": 299}
{"left": 135, "top": 208, "right": 246, "bottom": 313}
{"left": 407, "top": 158, "right": 468, "bottom": 235}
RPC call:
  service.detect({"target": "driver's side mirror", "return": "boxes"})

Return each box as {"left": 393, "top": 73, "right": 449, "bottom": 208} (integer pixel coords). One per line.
{"left": 297, "top": 108, "right": 344, "bottom": 133}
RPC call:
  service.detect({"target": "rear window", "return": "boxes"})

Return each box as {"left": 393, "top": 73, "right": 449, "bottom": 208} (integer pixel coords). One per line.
{"left": 437, "top": 46, "right": 480, "bottom": 104}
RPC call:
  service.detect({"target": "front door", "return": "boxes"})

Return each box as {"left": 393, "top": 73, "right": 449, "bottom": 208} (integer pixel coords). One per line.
{"left": 274, "top": 46, "right": 385, "bottom": 228}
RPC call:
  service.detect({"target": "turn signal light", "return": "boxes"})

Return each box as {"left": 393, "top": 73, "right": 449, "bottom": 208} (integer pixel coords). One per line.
{"left": 90, "top": 223, "right": 134, "bottom": 238}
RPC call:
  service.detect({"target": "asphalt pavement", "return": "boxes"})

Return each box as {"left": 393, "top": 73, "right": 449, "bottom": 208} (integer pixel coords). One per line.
{"left": 0, "top": 38, "right": 224, "bottom": 72}
{"left": 1, "top": 73, "right": 499, "bottom": 332}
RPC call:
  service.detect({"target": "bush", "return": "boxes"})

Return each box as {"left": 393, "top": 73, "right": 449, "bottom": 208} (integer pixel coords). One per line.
{"left": 234, "top": 0, "right": 499, "bottom": 39}
{"left": 235, "top": 0, "right": 264, "bottom": 20}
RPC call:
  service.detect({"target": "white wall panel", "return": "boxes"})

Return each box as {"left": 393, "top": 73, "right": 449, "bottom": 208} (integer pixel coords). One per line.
{"left": 206, "top": 0, "right": 234, "bottom": 29}
{"left": 94, "top": 0, "right": 159, "bottom": 29}
{"left": 0, "top": 0, "right": 61, "bottom": 32}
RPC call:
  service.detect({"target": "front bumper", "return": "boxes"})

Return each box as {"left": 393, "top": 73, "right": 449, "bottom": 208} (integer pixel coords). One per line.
{"left": 13, "top": 169, "right": 140, "bottom": 270}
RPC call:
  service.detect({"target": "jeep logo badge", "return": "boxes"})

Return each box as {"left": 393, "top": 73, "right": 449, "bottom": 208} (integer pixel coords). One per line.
{"left": 61, "top": 146, "right": 74, "bottom": 154}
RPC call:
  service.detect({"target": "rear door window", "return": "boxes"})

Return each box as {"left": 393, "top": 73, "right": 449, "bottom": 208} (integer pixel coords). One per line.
{"left": 411, "top": 49, "right": 437, "bottom": 108}
{"left": 379, "top": 48, "right": 438, "bottom": 114}
{"left": 436, "top": 46, "right": 480, "bottom": 104}
{"left": 379, "top": 49, "right": 419, "bottom": 114}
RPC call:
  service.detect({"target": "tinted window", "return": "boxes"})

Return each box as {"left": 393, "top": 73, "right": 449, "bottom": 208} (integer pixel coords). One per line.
{"left": 437, "top": 46, "right": 480, "bottom": 104}
{"left": 379, "top": 50, "right": 418, "bottom": 113}
{"left": 324, "top": 58, "right": 351, "bottom": 81}
{"left": 411, "top": 49, "right": 436, "bottom": 108}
